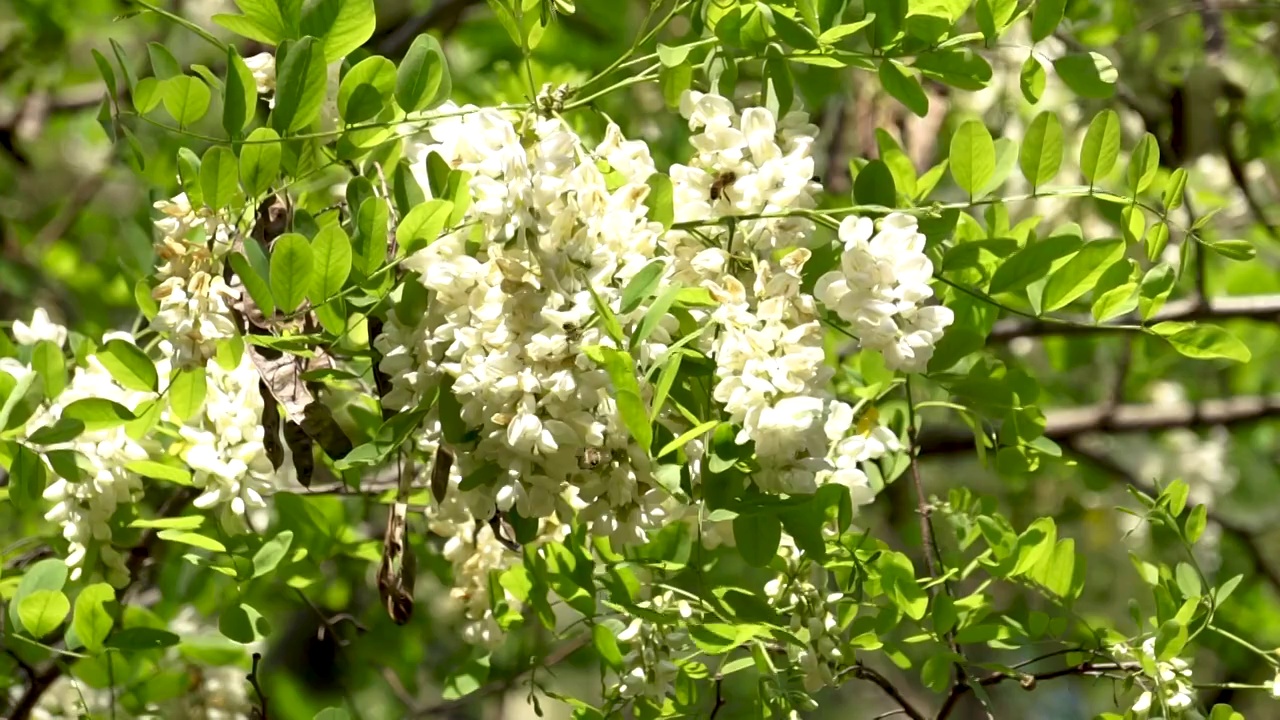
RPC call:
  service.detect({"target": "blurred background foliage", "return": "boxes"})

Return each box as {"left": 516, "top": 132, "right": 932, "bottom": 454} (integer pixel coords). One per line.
{"left": 3, "top": 0, "right": 1280, "bottom": 718}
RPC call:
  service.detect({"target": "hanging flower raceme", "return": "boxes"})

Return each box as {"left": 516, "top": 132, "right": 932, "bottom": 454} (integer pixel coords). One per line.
{"left": 1112, "top": 638, "right": 1197, "bottom": 717}
{"left": 815, "top": 213, "right": 954, "bottom": 373}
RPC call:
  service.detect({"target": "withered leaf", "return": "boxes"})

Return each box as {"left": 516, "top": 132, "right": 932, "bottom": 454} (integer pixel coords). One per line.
{"left": 378, "top": 463, "right": 416, "bottom": 624}
{"left": 430, "top": 445, "right": 454, "bottom": 504}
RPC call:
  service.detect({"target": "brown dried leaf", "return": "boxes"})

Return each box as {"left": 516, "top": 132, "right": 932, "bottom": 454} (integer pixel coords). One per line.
{"left": 430, "top": 445, "right": 454, "bottom": 504}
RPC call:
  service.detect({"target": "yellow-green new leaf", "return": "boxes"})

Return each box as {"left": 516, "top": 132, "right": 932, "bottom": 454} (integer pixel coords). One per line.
{"left": 19, "top": 589, "right": 70, "bottom": 639}
{"left": 1041, "top": 237, "right": 1125, "bottom": 312}
{"left": 72, "top": 583, "right": 115, "bottom": 653}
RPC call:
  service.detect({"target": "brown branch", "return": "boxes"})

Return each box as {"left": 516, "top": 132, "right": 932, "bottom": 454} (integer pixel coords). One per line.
{"left": 919, "top": 393, "right": 1280, "bottom": 456}
{"left": 844, "top": 663, "right": 927, "bottom": 720}
{"left": 987, "top": 294, "right": 1280, "bottom": 342}
{"left": 935, "top": 662, "right": 1134, "bottom": 719}
{"left": 905, "top": 382, "right": 967, "bottom": 688}
{"left": 248, "top": 652, "right": 269, "bottom": 719}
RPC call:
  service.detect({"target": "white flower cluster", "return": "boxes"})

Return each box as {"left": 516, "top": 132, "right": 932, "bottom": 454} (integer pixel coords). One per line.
{"left": 372, "top": 92, "right": 944, "bottom": 651}
{"left": 150, "top": 194, "right": 239, "bottom": 369}
{"left": 612, "top": 591, "right": 695, "bottom": 704}
{"left": 1112, "top": 638, "right": 1196, "bottom": 718}
{"left": 379, "top": 104, "right": 678, "bottom": 550}
{"left": 766, "top": 542, "right": 848, "bottom": 693}
{"left": 177, "top": 347, "right": 277, "bottom": 533}
{"left": 5, "top": 326, "right": 154, "bottom": 587}
{"left": 815, "top": 214, "right": 954, "bottom": 373}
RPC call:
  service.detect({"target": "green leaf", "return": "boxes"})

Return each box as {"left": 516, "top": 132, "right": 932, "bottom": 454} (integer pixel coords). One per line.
{"left": 583, "top": 346, "right": 651, "bottom": 451}
{"left": 1127, "top": 133, "right": 1160, "bottom": 195}
{"left": 169, "top": 366, "right": 208, "bottom": 422}
{"left": 354, "top": 197, "right": 389, "bottom": 275}
{"left": 125, "top": 459, "right": 194, "bottom": 485}
{"left": 224, "top": 48, "right": 257, "bottom": 135}
{"left": 949, "top": 120, "right": 995, "bottom": 198}
{"left": 1163, "top": 168, "right": 1188, "bottom": 211}
{"left": 1146, "top": 221, "right": 1171, "bottom": 263}
{"left": 1041, "top": 237, "right": 1125, "bottom": 312}
{"left": 301, "top": 0, "right": 377, "bottom": 62}
{"left": 309, "top": 225, "right": 352, "bottom": 304}
{"left": 107, "top": 627, "right": 180, "bottom": 651}
{"left": 593, "top": 623, "right": 625, "bottom": 670}
{"left": 1030, "top": 0, "right": 1066, "bottom": 41}
{"left": 270, "top": 233, "right": 315, "bottom": 314}
{"left": 129, "top": 515, "right": 204, "bottom": 529}
{"left": 878, "top": 59, "right": 928, "bottom": 117}
{"left": 73, "top": 583, "right": 115, "bottom": 653}
{"left": 395, "top": 199, "right": 452, "bottom": 257}
{"left": 1151, "top": 322, "right": 1251, "bottom": 363}
{"left": 338, "top": 55, "right": 396, "bottom": 124}
{"left": 853, "top": 159, "right": 896, "bottom": 208}
{"left": 1202, "top": 239, "right": 1256, "bottom": 261}
{"left": 62, "top": 398, "right": 136, "bottom": 431}
{"left": 1185, "top": 504, "right": 1208, "bottom": 543}
{"left": 1139, "top": 263, "right": 1175, "bottom": 320}
{"left": 989, "top": 234, "right": 1082, "bottom": 295}
{"left": 239, "top": 128, "right": 282, "bottom": 197}
{"left": 1035, "top": 538, "right": 1076, "bottom": 598}
{"left": 26, "top": 418, "right": 86, "bottom": 445}
{"left": 200, "top": 146, "right": 242, "bottom": 210}
{"left": 1080, "top": 109, "right": 1121, "bottom": 186}
{"left": 252, "top": 531, "right": 295, "bottom": 578}
{"left": 213, "top": 12, "right": 280, "bottom": 44}
{"left": 18, "top": 590, "right": 70, "bottom": 639}
{"left": 32, "top": 339, "right": 66, "bottom": 399}
{"left": 1018, "top": 112, "right": 1063, "bottom": 190}
{"left": 160, "top": 76, "right": 212, "bottom": 127}
{"left": 7, "top": 444, "right": 46, "bottom": 510}
{"left": 1053, "top": 52, "right": 1117, "bottom": 99}
{"left": 8, "top": 559, "right": 67, "bottom": 630}
{"left": 645, "top": 173, "right": 674, "bottom": 229}
{"left": 733, "top": 513, "right": 781, "bottom": 567}
{"left": 1154, "top": 619, "right": 1188, "bottom": 661}
{"left": 659, "top": 62, "right": 693, "bottom": 108}
{"left": 98, "top": 339, "right": 158, "bottom": 393}
{"left": 313, "top": 710, "right": 351, "bottom": 720}
{"left": 133, "top": 77, "right": 162, "bottom": 114}
{"left": 148, "top": 42, "right": 181, "bottom": 79}
{"left": 157, "top": 529, "right": 227, "bottom": 553}
{"left": 1091, "top": 281, "right": 1138, "bottom": 322}
{"left": 620, "top": 260, "right": 666, "bottom": 315}
{"left": 397, "top": 33, "right": 451, "bottom": 112}
{"left": 229, "top": 252, "right": 276, "bottom": 317}
{"left": 1019, "top": 55, "right": 1045, "bottom": 104}
{"left": 272, "top": 37, "right": 328, "bottom": 133}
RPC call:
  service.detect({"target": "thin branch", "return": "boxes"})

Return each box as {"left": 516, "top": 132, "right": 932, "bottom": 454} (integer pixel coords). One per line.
{"left": 917, "top": 393, "right": 1280, "bottom": 456}
{"left": 247, "top": 652, "right": 268, "bottom": 719}
{"left": 905, "top": 380, "right": 967, "bottom": 687}
{"left": 845, "top": 663, "right": 927, "bottom": 720}
{"left": 935, "top": 662, "right": 1135, "bottom": 719}
{"left": 987, "top": 293, "right": 1280, "bottom": 342}
{"left": 708, "top": 677, "right": 726, "bottom": 719}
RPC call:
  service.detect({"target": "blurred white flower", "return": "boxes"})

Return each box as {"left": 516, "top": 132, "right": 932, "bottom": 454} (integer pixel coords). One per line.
{"left": 12, "top": 307, "right": 68, "bottom": 347}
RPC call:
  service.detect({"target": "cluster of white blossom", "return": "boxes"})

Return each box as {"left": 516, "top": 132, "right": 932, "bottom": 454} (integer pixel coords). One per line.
{"left": 815, "top": 214, "right": 954, "bottom": 373}
{"left": 612, "top": 591, "right": 696, "bottom": 704}
{"left": 766, "top": 541, "right": 848, "bottom": 693}
{"left": 1112, "top": 638, "right": 1196, "bottom": 717}
{"left": 177, "top": 346, "right": 278, "bottom": 534}
{"left": 3, "top": 323, "right": 154, "bottom": 586}
{"left": 377, "top": 102, "right": 680, "bottom": 551}
{"left": 150, "top": 194, "right": 239, "bottom": 368}
{"left": 369, "top": 92, "right": 943, "bottom": 651}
